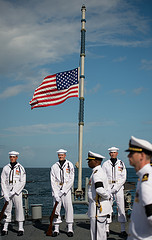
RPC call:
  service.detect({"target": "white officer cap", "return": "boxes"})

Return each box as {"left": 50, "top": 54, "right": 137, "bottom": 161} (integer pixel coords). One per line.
{"left": 57, "top": 149, "right": 67, "bottom": 154}
{"left": 8, "top": 151, "right": 19, "bottom": 157}
{"left": 86, "top": 151, "right": 105, "bottom": 161}
{"left": 125, "top": 136, "right": 152, "bottom": 154}
{"left": 108, "top": 147, "right": 119, "bottom": 152}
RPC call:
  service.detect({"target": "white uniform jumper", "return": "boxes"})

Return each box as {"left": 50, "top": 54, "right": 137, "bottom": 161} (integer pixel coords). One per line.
{"left": 102, "top": 159, "right": 127, "bottom": 224}
{"left": 88, "top": 165, "right": 112, "bottom": 240}
{"left": 50, "top": 159, "right": 74, "bottom": 229}
{"left": 128, "top": 164, "right": 152, "bottom": 240}
{"left": 1, "top": 163, "right": 26, "bottom": 230}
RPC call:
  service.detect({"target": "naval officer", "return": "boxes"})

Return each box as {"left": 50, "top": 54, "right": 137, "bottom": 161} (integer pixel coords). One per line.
{"left": 102, "top": 147, "right": 127, "bottom": 237}
{"left": 50, "top": 149, "right": 74, "bottom": 237}
{"left": 1, "top": 151, "right": 26, "bottom": 236}
{"left": 87, "top": 151, "right": 112, "bottom": 240}
{"left": 126, "top": 136, "right": 152, "bottom": 240}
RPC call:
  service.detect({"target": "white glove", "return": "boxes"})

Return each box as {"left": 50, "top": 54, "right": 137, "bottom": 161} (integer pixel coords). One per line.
{"left": 9, "top": 190, "right": 15, "bottom": 199}
{"left": 110, "top": 194, "right": 113, "bottom": 201}
{"left": 58, "top": 190, "right": 64, "bottom": 198}
{"left": 4, "top": 194, "right": 10, "bottom": 202}
{"left": 88, "top": 191, "right": 94, "bottom": 202}
{"left": 111, "top": 188, "right": 117, "bottom": 194}
{"left": 55, "top": 195, "right": 61, "bottom": 203}
{"left": 147, "top": 215, "right": 152, "bottom": 226}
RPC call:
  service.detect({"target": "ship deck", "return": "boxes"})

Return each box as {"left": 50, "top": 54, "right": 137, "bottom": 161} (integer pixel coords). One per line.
{"left": 0, "top": 217, "right": 129, "bottom": 240}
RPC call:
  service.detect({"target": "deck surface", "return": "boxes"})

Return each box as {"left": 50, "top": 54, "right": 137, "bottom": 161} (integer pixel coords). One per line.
{"left": 0, "top": 217, "right": 129, "bottom": 240}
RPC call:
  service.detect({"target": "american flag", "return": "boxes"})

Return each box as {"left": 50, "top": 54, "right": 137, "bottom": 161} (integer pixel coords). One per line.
{"left": 29, "top": 68, "right": 79, "bottom": 109}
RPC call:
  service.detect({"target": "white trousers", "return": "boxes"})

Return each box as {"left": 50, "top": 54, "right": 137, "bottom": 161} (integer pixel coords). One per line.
{"left": 113, "top": 188, "right": 126, "bottom": 223}
{"left": 53, "top": 190, "right": 73, "bottom": 224}
{"left": 90, "top": 216, "right": 107, "bottom": 240}
{"left": 4, "top": 193, "right": 24, "bottom": 222}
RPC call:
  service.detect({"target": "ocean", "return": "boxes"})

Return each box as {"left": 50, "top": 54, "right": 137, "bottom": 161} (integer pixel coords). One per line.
{"left": 0, "top": 167, "right": 138, "bottom": 217}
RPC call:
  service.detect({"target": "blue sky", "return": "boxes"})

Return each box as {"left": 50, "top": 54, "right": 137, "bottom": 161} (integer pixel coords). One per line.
{"left": 0, "top": 0, "right": 152, "bottom": 168}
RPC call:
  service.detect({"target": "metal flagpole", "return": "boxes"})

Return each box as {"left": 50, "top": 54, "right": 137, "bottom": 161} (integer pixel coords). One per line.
{"left": 75, "top": 5, "right": 86, "bottom": 198}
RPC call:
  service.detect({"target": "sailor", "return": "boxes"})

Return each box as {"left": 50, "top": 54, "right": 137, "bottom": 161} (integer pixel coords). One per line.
{"left": 87, "top": 151, "right": 112, "bottom": 240}
{"left": 1, "top": 151, "right": 26, "bottom": 236}
{"left": 102, "top": 147, "right": 127, "bottom": 238}
{"left": 126, "top": 136, "right": 152, "bottom": 240}
{"left": 50, "top": 149, "right": 74, "bottom": 237}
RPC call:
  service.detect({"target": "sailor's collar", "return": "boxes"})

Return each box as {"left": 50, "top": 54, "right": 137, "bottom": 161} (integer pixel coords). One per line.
{"left": 8, "top": 162, "right": 19, "bottom": 168}
{"left": 136, "top": 163, "right": 151, "bottom": 178}
{"left": 109, "top": 159, "right": 118, "bottom": 165}
{"left": 57, "top": 159, "right": 67, "bottom": 167}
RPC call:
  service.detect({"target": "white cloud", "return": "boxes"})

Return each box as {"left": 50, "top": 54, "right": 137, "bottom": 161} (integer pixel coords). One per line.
{"left": 86, "top": 83, "right": 101, "bottom": 95}
{"left": 0, "top": 120, "right": 115, "bottom": 137}
{"left": 0, "top": 85, "right": 25, "bottom": 99}
{"left": 0, "top": 0, "right": 152, "bottom": 99}
{"left": 144, "top": 121, "right": 152, "bottom": 125}
{"left": 21, "top": 146, "right": 36, "bottom": 159}
{"left": 0, "top": 68, "right": 51, "bottom": 99}
{"left": 0, "top": 0, "right": 80, "bottom": 76}
{"left": 113, "top": 56, "right": 127, "bottom": 62}
{"left": 133, "top": 87, "right": 144, "bottom": 95}
{"left": 1, "top": 122, "right": 77, "bottom": 136}
{"left": 86, "top": 0, "right": 151, "bottom": 47}
{"left": 141, "top": 59, "right": 152, "bottom": 71}
{"left": 85, "top": 121, "right": 115, "bottom": 130}
{"left": 0, "top": 0, "right": 151, "bottom": 74}
{"left": 110, "top": 89, "right": 126, "bottom": 95}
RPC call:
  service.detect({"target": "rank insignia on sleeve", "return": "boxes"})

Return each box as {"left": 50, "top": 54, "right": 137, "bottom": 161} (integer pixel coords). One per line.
{"left": 142, "top": 173, "right": 149, "bottom": 182}
{"left": 93, "top": 170, "right": 98, "bottom": 174}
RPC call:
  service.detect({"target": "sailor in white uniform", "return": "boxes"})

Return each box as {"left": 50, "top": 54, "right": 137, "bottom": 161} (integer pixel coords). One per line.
{"left": 102, "top": 147, "right": 127, "bottom": 237}
{"left": 50, "top": 149, "right": 74, "bottom": 237}
{"left": 126, "top": 136, "right": 152, "bottom": 240}
{"left": 1, "top": 151, "right": 26, "bottom": 236}
{"left": 87, "top": 151, "right": 112, "bottom": 240}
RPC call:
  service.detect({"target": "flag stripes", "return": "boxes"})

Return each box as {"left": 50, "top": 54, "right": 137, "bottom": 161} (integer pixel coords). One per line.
{"left": 29, "top": 68, "right": 79, "bottom": 109}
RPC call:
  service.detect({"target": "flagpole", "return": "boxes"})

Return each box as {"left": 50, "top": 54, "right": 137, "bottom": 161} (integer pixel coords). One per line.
{"left": 76, "top": 5, "right": 86, "bottom": 198}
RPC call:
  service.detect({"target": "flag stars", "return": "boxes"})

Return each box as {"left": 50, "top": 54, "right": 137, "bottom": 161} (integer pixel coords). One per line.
{"left": 56, "top": 68, "right": 78, "bottom": 90}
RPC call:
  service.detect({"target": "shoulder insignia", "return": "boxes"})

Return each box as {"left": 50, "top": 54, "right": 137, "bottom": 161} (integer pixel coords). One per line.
{"left": 142, "top": 173, "right": 149, "bottom": 182}
{"left": 93, "top": 170, "right": 98, "bottom": 174}
{"left": 120, "top": 160, "right": 123, "bottom": 166}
